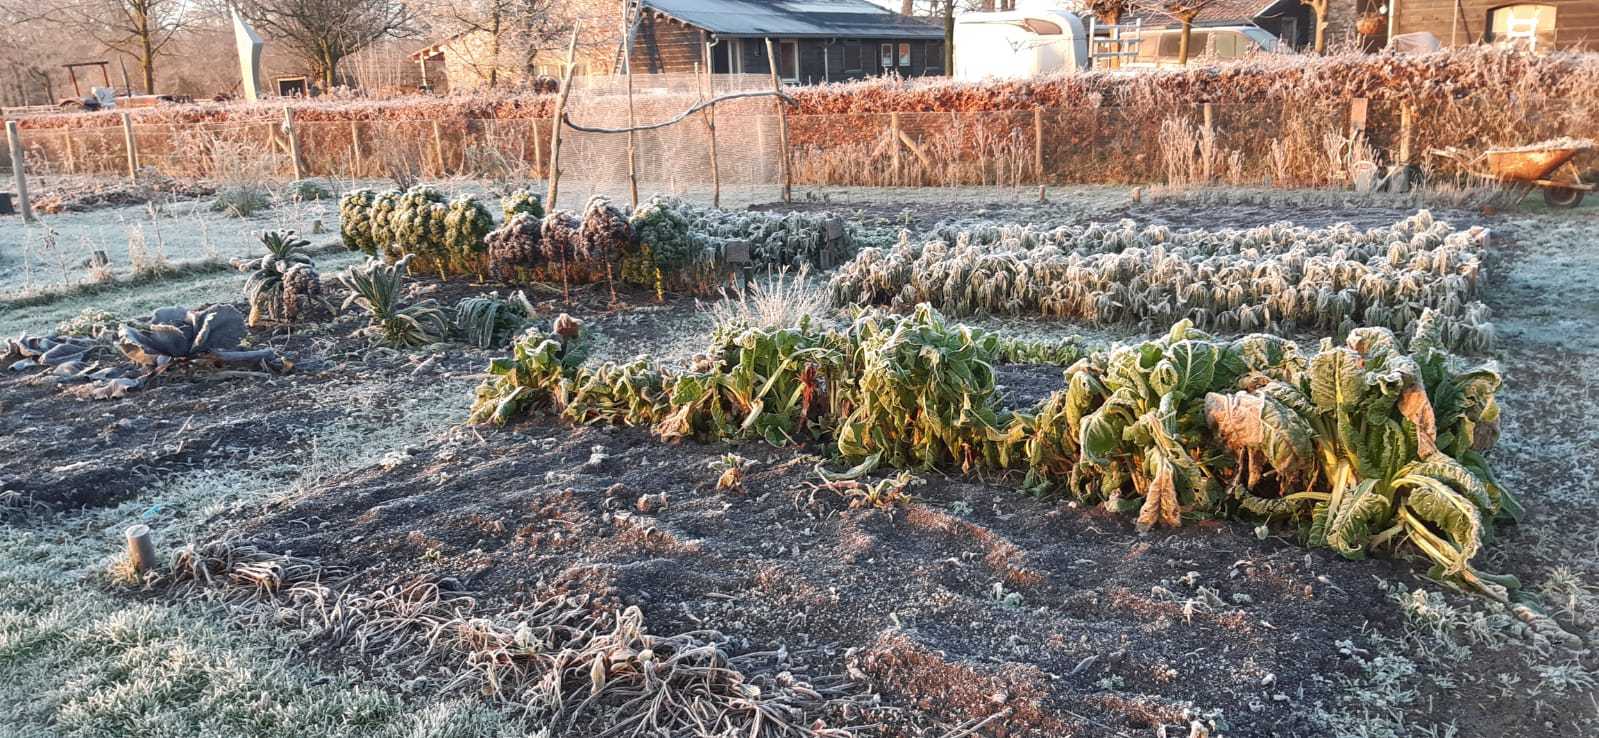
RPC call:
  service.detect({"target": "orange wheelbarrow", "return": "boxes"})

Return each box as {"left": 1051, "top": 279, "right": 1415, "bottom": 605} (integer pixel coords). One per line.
{"left": 1429, "top": 138, "right": 1595, "bottom": 208}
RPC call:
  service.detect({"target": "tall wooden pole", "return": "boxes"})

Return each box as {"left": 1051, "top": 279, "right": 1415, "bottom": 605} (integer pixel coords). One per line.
{"left": 5, "top": 121, "right": 35, "bottom": 223}
{"left": 763, "top": 37, "right": 792, "bottom": 204}
{"left": 547, "top": 24, "right": 582, "bottom": 211}
{"left": 702, "top": 40, "right": 721, "bottom": 208}
{"left": 622, "top": 13, "right": 639, "bottom": 208}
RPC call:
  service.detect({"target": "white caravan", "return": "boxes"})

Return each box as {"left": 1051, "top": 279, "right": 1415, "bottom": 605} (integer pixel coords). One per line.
{"left": 953, "top": 10, "right": 1091, "bottom": 81}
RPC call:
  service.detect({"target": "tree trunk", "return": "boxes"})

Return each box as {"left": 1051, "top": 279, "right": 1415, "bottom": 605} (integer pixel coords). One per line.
{"left": 139, "top": 21, "right": 155, "bottom": 92}
{"left": 901, "top": 0, "right": 914, "bottom": 15}
{"left": 1178, "top": 18, "right": 1193, "bottom": 65}
{"left": 1314, "top": 7, "right": 1328, "bottom": 53}
{"left": 943, "top": 0, "right": 955, "bottom": 69}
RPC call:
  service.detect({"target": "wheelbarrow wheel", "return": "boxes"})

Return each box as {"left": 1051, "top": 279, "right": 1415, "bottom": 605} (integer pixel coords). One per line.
{"left": 1543, "top": 185, "right": 1585, "bottom": 209}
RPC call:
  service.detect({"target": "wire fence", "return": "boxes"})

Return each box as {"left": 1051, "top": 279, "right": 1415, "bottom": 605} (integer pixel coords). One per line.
{"left": 4, "top": 87, "right": 1596, "bottom": 209}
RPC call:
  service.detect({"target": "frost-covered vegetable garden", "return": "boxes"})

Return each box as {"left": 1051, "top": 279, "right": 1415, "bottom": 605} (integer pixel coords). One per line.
{"left": 2, "top": 179, "right": 1597, "bottom": 738}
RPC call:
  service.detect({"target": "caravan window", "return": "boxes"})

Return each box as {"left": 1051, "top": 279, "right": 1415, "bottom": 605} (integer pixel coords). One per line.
{"left": 1022, "top": 19, "right": 1063, "bottom": 35}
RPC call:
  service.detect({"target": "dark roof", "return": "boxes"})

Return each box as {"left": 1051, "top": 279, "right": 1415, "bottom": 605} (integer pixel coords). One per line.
{"left": 642, "top": 0, "right": 945, "bottom": 39}
{"left": 1127, "top": 0, "right": 1277, "bottom": 26}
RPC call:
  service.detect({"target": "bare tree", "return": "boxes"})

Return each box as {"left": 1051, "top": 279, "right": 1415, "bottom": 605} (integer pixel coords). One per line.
{"left": 1135, "top": 0, "right": 1220, "bottom": 65}
{"left": 433, "top": 0, "right": 556, "bottom": 88}
{"left": 235, "top": 0, "right": 416, "bottom": 89}
{"left": 45, "top": 0, "right": 194, "bottom": 94}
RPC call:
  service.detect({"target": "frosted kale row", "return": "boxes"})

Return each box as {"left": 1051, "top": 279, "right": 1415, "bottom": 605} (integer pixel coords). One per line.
{"left": 830, "top": 211, "right": 1494, "bottom": 351}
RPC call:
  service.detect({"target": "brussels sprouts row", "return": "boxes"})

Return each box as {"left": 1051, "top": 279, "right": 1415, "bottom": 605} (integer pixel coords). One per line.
{"left": 830, "top": 211, "right": 1493, "bottom": 352}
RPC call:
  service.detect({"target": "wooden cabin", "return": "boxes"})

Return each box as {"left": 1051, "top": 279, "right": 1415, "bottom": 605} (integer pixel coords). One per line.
{"left": 627, "top": 0, "right": 948, "bottom": 84}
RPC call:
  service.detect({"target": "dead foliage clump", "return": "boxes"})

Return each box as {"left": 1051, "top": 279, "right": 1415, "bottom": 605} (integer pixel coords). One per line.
{"left": 159, "top": 540, "right": 872, "bottom": 737}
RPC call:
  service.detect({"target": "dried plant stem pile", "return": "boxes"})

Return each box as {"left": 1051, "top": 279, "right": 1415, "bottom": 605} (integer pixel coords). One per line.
{"left": 830, "top": 211, "right": 1494, "bottom": 352}
{"left": 160, "top": 540, "right": 866, "bottom": 737}
{"left": 473, "top": 305, "right": 1526, "bottom": 604}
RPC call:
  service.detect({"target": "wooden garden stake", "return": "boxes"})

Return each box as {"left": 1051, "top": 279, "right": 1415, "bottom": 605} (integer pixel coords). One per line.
{"left": 125, "top": 524, "right": 156, "bottom": 574}
{"left": 622, "top": 14, "right": 639, "bottom": 208}
{"left": 702, "top": 40, "right": 721, "bottom": 208}
{"left": 5, "top": 121, "right": 35, "bottom": 223}
{"left": 547, "top": 24, "right": 581, "bottom": 211}
{"left": 121, "top": 112, "right": 139, "bottom": 181}
{"left": 283, "top": 108, "right": 304, "bottom": 180}
{"left": 763, "top": 37, "right": 792, "bottom": 203}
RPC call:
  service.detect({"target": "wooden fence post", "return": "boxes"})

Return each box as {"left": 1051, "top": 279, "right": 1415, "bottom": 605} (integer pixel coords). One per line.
{"left": 120, "top": 112, "right": 139, "bottom": 182}
{"left": 63, "top": 131, "right": 76, "bottom": 174}
{"left": 125, "top": 524, "right": 157, "bottom": 574}
{"left": 1034, "top": 108, "right": 1045, "bottom": 199}
{"left": 547, "top": 24, "right": 582, "bottom": 210}
{"left": 1398, "top": 102, "right": 1414, "bottom": 166}
{"left": 701, "top": 43, "right": 722, "bottom": 209}
{"left": 890, "top": 112, "right": 902, "bottom": 185}
{"left": 531, "top": 117, "right": 543, "bottom": 179}
{"left": 1349, "top": 97, "right": 1369, "bottom": 137}
{"left": 283, "top": 108, "right": 304, "bottom": 180}
{"left": 431, "top": 120, "right": 446, "bottom": 177}
{"left": 349, "top": 119, "right": 363, "bottom": 178}
{"left": 5, "top": 120, "right": 35, "bottom": 223}
{"left": 1202, "top": 102, "right": 1214, "bottom": 134}
{"left": 763, "top": 37, "right": 791, "bottom": 203}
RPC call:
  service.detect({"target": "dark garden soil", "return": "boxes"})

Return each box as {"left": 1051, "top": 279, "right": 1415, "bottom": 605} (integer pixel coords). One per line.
{"left": 228, "top": 412, "right": 1419, "bottom": 738}
{"left": 0, "top": 280, "right": 698, "bottom": 516}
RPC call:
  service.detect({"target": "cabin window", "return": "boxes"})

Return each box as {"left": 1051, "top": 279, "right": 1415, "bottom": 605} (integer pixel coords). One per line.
{"left": 898, "top": 42, "right": 912, "bottom": 67}
{"left": 779, "top": 40, "right": 800, "bottom": 81}
{"left": 1022, "top": 19, "right": 1063, "bottom": 35}
{"left": 844, "top": 41, "right": 863, "bottom": 72}
{"left": 1212, "top": 31, "right": 1240, "bottom": 58}
{"left": 1488, "top": 4, "right": 1557, "bottom": 51}
{"left": 880, "top": 43, "right": 894, "bottom": 69}
{"left": 1157, "top": 31, "right": 1183, "bottom": 58}
{"left": 926, "top": 41, "right": 945, "bottom": 72}
{"left": 1277, "top": 17, "right": 1299, "bottom": 48}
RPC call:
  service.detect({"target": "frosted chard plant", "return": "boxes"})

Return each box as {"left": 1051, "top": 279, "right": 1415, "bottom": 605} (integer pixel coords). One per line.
{"left": 470, "top": 303, "right": 1525, "bottom": 603}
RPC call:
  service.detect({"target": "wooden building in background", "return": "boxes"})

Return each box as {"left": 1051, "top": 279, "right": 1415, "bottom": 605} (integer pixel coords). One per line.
{"left": 1390, "top": 0, "right": 1597, "bottom": 51}
{"left": 630, "top": 0, "right": 947, "bottom": 84}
